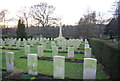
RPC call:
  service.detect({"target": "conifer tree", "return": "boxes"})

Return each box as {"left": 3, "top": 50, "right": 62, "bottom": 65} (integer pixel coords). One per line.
{"left": 16, "top": 19, "right": 27, "bottom": 40}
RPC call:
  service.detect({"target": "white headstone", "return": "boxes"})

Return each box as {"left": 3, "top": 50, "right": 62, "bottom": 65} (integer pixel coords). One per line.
{"left": 2, "top": 41, "right": 5, "bottom": 48}
{"left": 52, "top": 46, "right": 58, "bottom": 57}
{"left": 12, "top": 39, "right": 15, "bottom": 45}
{"left": 38, "top": 45, "right": 44, "bottom": 57}
{"left": 51, "top": 38, "right": 53, "bottom": 41}
{"left": 27, "top": 39, "right": 31, "bottom": 44}
{"left": 27, "top": 54, "right": 38, "bottom": 75}
{"left": 0, "top": 39, "right": 3, "bottom": 46}
{"left": 30, "top": 40, "right": 34, "bottom": 47}
{"left": 66, "top": 40, "right": 69, "bottom": 47}
{"left": 8, "top": 40, "right": 12, "bottom": 48}
{"left": 74, "top": 39, "right": 79, "bottom": 51}
{"left": 58, "top": 40, "right": 62, "bottom": 48}
{"left": 16, "top": 41, "right": 20, "bottom": 49}
{"left": 23, "top": 40, "right": 27, "bottom": 46}
{"left": 25, "top": 45, "right": 30, "bottom": 55}
{"left": 85, "top": 44, "right": 90, "bottom": 48}
{"left": 68, "top": 47, "right": 74, "bottom": 58}
{"left": 75, "top": 39, "right": 81, "bottom": 49}
{"left": 85, "top": 39, "right": 89, "bottom": 44}
{"left": 69, "top": 39, "right": 74, "bottom": 47}
{"left": 43, "top": 42, "right": 46, "bottom": 50}
{"left": 51, "top": 41, "right": 56, "bottom": 47}
{"left": 6, "top": 38, "right": 10, "bottom": 45}
{"left": 62, "top": 40, "right": 66, "bottom": 51}
{"left": 83, "top": 58, "right": 97, "bottom": 79}
{"left": 39, "top": 39, "right": 43, "bottom": 45}
{"left": 46, "top": 39, "right": 49, "bottom": 44}
{"left": 18, "top": 38, "right": 21, "bottom": 41}
{"left": 5, "top": 52, "right": 15, "bottom": 72}
{"left": 36, "top": 38, "right": 39, "bottom": 44}
{"left": 53, "top": 56, "right": 65, "bottom": 79}
{"left": 84, "top": 48, "right": 92, "bottom": 58}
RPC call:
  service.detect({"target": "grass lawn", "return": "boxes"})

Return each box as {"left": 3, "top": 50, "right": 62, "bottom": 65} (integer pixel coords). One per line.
{"left": 1, "top": 40, "right": 107, "bottom": 79}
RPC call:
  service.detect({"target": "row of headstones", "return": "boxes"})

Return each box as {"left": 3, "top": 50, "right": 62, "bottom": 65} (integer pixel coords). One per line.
{"left": 25, "top": 42, "right": 91, "bottom": 58}
{"left": 83, "top": 39, "right": 97, "bottom": 79}
{"left": 1, "top": 37, "right": 49, "bottom": 49}
{"left": 0, "top": 38, "right": 50, "bottom": 49}
{"left": 2, "top": 37, "right": 91, "bottom": 56}
{"left": 51, "top": 39, "right": 92, "bottom": 58}
{"left": 1, "top": 37, "right": 90, "bottom": 58}
{"left": 25, "top": 45, "right": 75, "bottom": 58}
{"left": 84, "top": 39, "right": 92, "bottom": 58}
{"left": 0, "top": 38, "right": 83, "bottom": 49}
{"left": 1, "top": 38, "right": 86, "bottom": 57}
{"left": 1, "top": 37, "right": 92, "bottom": 58}
{"left": 5, "top": 52, "right": 97, "bottom": 79}
{"left": 54, "top": 39, "right": 83, "bottom": 51}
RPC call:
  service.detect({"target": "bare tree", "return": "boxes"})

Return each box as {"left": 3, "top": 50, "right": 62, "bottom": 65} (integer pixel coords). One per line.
{"left": 96, "top": 12, "right": 106, "bottom": 37}
{"left": 113, "top": 0, "right": 120, "bottom": 18}
{"left": 112, "top": 0, "right": 120, "bottom": 37}
{"left": 17, "top": 7, "right": 29, "bottom": 28}
{"left": 30, "top": 2, "right": 60, "bottom": 27}
{"left": 78, "top": 10, "right": 98, "bottom": 38}
{"left": 0, "top": 9, "right": 8, "bottom": 28}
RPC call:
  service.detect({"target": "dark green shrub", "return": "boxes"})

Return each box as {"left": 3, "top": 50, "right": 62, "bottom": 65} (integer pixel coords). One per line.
{"left": 89, "top": 38, "right": 120, "bottom": 79}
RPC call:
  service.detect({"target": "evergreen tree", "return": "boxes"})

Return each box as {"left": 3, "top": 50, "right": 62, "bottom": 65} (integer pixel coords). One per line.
{"left": 16, "top": 19, "right": 27, "bottom": 40}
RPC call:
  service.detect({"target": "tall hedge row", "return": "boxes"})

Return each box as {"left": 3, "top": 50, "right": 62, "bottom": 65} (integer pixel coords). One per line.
{"left": 89, "top": 38, "right": 120, "bottom": 79}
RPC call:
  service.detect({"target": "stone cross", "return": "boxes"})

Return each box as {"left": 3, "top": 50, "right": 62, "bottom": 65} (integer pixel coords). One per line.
{"left": 54, "top": 22, "right": 65, "bottom": 40}
{"left": 59, "top": 24, "right": 63, "bottom": 37}
{"left": 83, "top": 58, "right": 97, "bottom": 79}
{"left": 53, "top": 56, "right": 65, "bottom": 79}
{"left": 5, "top": 52, "right": 15, "bottom": 72}
{"left": 27, "top": 54, "right": 38, "bottom": 75}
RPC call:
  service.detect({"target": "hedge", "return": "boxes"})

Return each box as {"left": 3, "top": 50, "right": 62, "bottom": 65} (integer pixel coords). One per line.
{"left": 89, "top": 38, "right": 120, "bottom": 79}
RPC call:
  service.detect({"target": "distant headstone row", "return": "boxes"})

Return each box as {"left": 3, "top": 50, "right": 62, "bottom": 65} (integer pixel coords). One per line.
{"left": 1, "top": 38, "right": 83, "bottom": 51}
{"left": 0, "top": 38, "right": 50, "bottom": 49}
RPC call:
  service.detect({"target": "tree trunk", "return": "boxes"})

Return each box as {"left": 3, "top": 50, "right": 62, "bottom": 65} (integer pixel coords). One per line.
{"left": 26, "top": 18, "right": 28, "bottom": 28}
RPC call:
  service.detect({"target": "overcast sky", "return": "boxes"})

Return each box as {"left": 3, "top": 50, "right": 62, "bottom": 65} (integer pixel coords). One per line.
{"left": 0, "top": 0, "right": 117, "bottom": 26}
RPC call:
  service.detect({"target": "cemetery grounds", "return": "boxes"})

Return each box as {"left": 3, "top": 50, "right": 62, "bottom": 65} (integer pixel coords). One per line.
{"left": 1, "top": 38, "right": 108, "bottom": 80}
